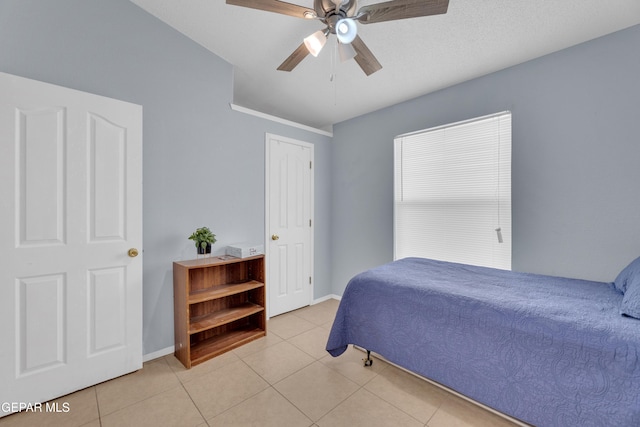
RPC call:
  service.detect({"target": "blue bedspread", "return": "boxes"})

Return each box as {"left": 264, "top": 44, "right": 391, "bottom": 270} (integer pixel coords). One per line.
{"left": 326, "top": 258, "right": 640, "bottom": 426}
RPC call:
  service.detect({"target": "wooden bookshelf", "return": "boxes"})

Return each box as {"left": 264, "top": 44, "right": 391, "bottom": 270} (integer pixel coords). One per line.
{"left": 173, "top": 255, "right": 266, "bottom": 368}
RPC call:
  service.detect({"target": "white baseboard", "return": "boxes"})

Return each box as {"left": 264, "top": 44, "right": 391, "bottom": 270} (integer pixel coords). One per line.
{"left": 313, "top": 294, "right": 341, "bottom": 304}
{"left": 143, "top": 345, "right": 174, "bottom": 363}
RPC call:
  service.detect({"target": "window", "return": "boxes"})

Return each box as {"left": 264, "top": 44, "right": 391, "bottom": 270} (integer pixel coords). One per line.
{"left": 394, "top": 112, "right": 511, "bottom": 270}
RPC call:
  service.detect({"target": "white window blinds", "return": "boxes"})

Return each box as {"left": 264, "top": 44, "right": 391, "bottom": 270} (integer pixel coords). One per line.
{"left": 394, "top": 112, "right": 512, "bottom": 270}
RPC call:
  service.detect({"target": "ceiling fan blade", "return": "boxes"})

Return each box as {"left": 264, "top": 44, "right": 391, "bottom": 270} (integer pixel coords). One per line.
{"left": 226, "top": 0, "right": 315, "bottom": 19}
{"left": 277, "top": 42, "right": 311, "bottom": 71}
{"left": 351, "top": 35, "right": 382, "bottom": 76}
{"left": 357, "top": 0, "right": 449, "bottom": 24}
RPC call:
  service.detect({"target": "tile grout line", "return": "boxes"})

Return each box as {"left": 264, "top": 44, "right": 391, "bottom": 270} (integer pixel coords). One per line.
{"left": 177, "top": 376, "right": 210, "bottom": 426}
{"left": 337, "top": 351, "right": 432, "bottom": 426}
{"left": 272, "top": 306, "right": 369, "bottom": 423}
{"left": 198, "top": 354, "right": 309, "bottom": 425}
{"left": 253, "top": 356, "right": 361, "bottom": 425}
{"left": 233, "top": 312, "right": 363, "bottom": 424}
{"left": 93, "top": 386, "right": 103, "bottom": 427}
{"left": 170, "top": 353, "right": 259, "bottom": 425}
{"left": 95, "top": 358, "right": 188, "bottom": 423}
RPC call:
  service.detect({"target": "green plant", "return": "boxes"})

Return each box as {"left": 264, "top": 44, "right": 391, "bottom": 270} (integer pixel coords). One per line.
{"left": 188, "top": 226, "right": 216, "bottom": 250}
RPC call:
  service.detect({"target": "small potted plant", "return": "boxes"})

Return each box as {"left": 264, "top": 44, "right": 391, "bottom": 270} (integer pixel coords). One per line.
{"left": 188, "top": 226, "right": 217, "bottom": 255}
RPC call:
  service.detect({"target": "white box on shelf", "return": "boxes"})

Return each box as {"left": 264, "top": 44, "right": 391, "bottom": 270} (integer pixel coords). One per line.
{"left": 226, "top": 242, "right": 264, "bottom": 258}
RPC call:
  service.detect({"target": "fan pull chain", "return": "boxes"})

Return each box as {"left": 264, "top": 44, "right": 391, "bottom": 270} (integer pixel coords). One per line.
{"left": 330, "top": 38, "right": 336, "bottom": 82}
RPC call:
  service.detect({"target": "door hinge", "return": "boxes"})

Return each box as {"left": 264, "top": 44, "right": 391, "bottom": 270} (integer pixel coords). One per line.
{"left": 309, "top": 161, "right": 312, "bottom": 169}
{"left": 309, "top": 219, "right": 312, "bottom": 227}
{"left": 309, "top": 276, "right": 312, "bottom": 285}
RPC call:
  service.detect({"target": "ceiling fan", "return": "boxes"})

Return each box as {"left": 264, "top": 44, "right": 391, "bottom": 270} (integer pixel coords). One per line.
{"left": 226, "top": 0, "right": 449, "bottom": 76}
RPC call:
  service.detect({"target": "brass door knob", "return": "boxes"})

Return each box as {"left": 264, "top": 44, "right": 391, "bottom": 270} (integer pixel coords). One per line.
{"left": 128, "top": 248, "right": 139, "bottom": 257}
{"left": 271, "top": 234, "right": 279, "bottom": 241}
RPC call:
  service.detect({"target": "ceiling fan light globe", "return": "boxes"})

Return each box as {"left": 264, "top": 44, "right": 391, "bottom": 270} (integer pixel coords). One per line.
{"left": 338, "top": 42, "right": 357, "bottom": 62}
{"left": 336, "top": 18, "right": 357, "bottom": 44}
{"left": 303, "top": 30, "right": 327, "bottom": 57}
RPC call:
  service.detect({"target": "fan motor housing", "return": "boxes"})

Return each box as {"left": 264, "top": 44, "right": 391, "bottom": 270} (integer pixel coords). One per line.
{"left": 316, "top": 0, "right": 358, "bottom": 20}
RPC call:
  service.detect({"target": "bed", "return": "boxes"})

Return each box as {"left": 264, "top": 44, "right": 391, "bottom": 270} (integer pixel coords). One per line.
{"left": 326, "top": 256, "right": 640, "bottom": 427}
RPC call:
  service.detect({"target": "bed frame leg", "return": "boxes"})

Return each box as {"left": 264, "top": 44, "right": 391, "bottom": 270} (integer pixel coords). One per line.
{"left": 363, "top": 350, "right": 373, "bottom": 367}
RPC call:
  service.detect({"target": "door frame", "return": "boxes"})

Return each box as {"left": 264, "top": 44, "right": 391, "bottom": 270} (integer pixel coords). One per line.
{"left": 264, "top": 133, "right": 314, "bottom": 318}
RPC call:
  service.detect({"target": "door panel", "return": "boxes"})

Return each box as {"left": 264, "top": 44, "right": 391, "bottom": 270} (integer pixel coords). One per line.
{"left": 267, "top": 134, "right": 313, "bottom": 316}
{"left": 17, "top": 107, "right": 66, "bottom": 245}
{"left": 0, "top": 72, "right": 142, "bottom": 416}
{"left": 89, "top": 267, "right": 126, "bottom": 354}
{"left": 89, "top": 113, "right": 127, "bottom": 241}
{"left": 18, "top": 275, "right": 66, "bottom": 375}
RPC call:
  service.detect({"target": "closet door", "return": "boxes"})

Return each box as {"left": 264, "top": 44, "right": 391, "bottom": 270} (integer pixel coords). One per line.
{"left": 266, "top": 134, "right": 314, "bottom": 316}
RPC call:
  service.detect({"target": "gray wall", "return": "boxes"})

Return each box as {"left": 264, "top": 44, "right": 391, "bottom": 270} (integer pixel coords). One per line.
{"left": 2, "top": 0, "right": 638, "bottom": 357}
{"left": 0, "top": 0, "right": 332, "bottom": 356}
{"left": 331, "top": 24, "right": 640, "bottom": 295}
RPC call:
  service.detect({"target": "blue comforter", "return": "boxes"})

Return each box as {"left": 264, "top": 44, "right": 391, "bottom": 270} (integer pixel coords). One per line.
{"left": 326, "top": 257, "right": 640, "bottom": 426}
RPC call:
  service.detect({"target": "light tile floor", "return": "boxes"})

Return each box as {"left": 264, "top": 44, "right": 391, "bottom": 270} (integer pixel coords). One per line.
{"left": 0, "top": 299, "right": 523, "bottom": 427}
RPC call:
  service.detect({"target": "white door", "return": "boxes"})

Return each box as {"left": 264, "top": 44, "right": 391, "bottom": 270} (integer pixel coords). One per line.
{"left": 266, "top": 134, "right": 313, "bottom": 317}
{"left": 0, "top": 72, "right": 143, "bottom": 416}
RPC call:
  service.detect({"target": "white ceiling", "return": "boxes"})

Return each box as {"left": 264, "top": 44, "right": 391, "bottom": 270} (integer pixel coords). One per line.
{"left": 130, "top": 0, "right": 640, "bottom": 132}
